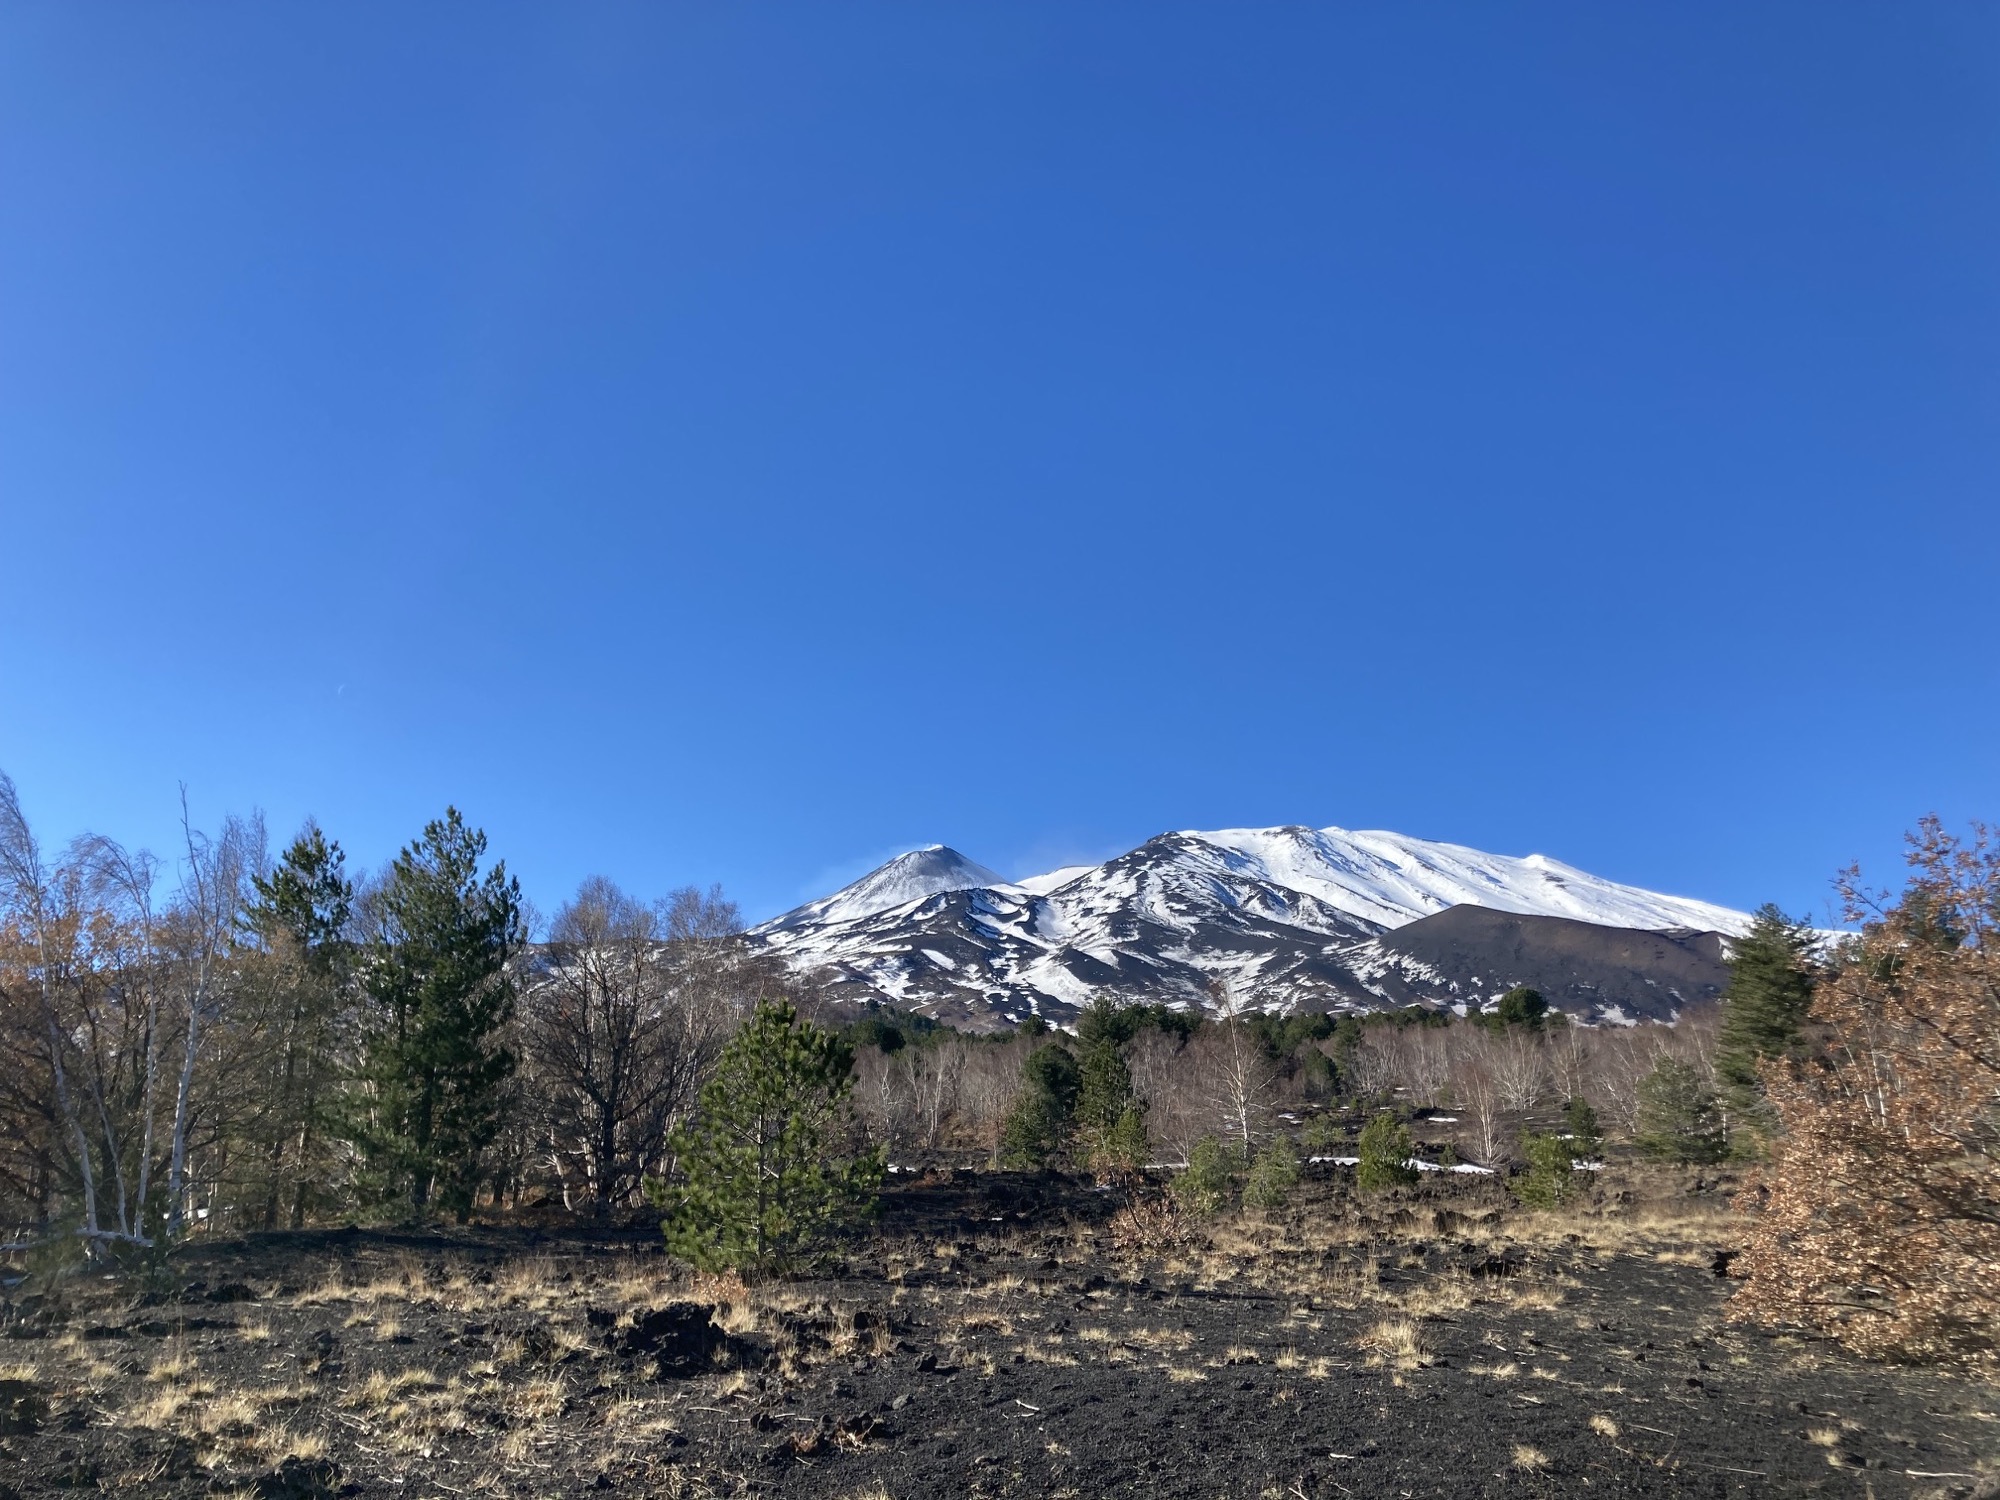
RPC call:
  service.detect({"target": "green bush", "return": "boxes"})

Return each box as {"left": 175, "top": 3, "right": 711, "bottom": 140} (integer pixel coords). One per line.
{"left": 1243, "top": 1137, "right": 1301, "bottom": 1210}
{"left": 1356, "top": 1112, "right": 1418, "bottom": 1192}
{"left": 1171, "top": 1135, "right": 1236, "bottom": 1217}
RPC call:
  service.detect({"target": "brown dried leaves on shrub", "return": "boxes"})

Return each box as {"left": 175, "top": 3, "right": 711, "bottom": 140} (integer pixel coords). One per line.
{"left": 1732, "top": 818, "right": 1999, "bottom": 1362}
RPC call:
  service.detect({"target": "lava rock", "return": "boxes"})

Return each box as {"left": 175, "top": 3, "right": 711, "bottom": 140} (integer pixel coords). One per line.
{"left": 616, "top": 1303, "right": 725, "bottom": 1378}
{"left": 250, "top": 1456, "right": 342, "bottom": 1499}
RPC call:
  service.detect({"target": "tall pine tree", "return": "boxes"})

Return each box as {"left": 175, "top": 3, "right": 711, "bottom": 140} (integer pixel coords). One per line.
{"left": 354, "top": 809, "right": 523, "bottom": 1219}
{"left": 244, "top": 823, "right": 353, "bottom": 1228}
{"left": 1715, "top": 903, "right": 1817, "bottom": 1141}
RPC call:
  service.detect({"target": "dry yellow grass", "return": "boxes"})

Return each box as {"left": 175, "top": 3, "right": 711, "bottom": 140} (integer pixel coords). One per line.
{"left": 1015, "top": 1340, "right": 1080, "bottom": 1367}
{"left": 1512, "top": 1444, "right": 1550, "bottom": 1471}
{"left": 130, "top": 1386, "right": 191, "bottom": 1428}
{"left": 190, "top": 1393, "right": 261, "bottom": 1438}
{"left": 1806, "top": 1426, "right": 1841, "bottom": 1446}
{"left": 146, "top": 1346, "right": 194, "bottom": 1383}
{"left": 1590, "top": 1414, "right": 1619, "bottom": 1439}
{"left": 1356, "top": 1318, "right": 1432, "bottom": 1371}
{"left": 255, "top": 1428, "right": 328, "bottom": 1463}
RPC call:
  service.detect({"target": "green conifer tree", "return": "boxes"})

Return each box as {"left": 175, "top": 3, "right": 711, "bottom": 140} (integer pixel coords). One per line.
{"left": 1075, "top": 1006, "right": 1144, "bottom": 1173}
{"left": 663, "top": 999, "right": 884, "bottom": 1272}
{"left": 1513, "top": 1131, "right": 1579, "bottom": 1209}
{"left": 1634, "top": 1057, "right": 1728, "bottom": 1164}
{"left": 1715, "top": 904, "right": 1818, "bottom": 1139}
{"left": 243, "top": 823, "right": 353, "bottom": 1228}
{"left": 1495, "top": 985, "right": 1548, "bottom": 1029}
{"left": 1356, "top": 1112, "right": 1419, "bottom": 1191}
{"left": 1243, "top": 1136, "right": 1301, "bottom": 1209}
{"left": 1097, "top": 1106, "right": 1150, "bottom": 1176}
{"left": 1561, "top": 1096, "right": 1602, "bottom": 1159}
{"left": 1171, "top": 1134, "right": 1235, "bottom": 1217}
{"left": 999, "top": 1044, "right": 1081, "bottom": 1168}
{"left": 353, "top": 809, "right": 523, "bottom": 1219}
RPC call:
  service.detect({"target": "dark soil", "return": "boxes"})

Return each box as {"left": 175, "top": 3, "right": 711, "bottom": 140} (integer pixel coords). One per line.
{"left": 0, "top": 1171, "right": 1993, "bottom": 1499}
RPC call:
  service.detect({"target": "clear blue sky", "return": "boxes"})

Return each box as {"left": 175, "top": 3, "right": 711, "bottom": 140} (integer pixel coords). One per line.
{"left": 1, "top": 5, "right": 1994, "bottom": 926}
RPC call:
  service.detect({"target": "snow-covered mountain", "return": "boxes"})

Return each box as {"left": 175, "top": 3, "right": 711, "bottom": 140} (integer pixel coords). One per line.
{"left": 759, "top": 846, "right": 1008, "bottom": 933}
{"left": 751, "top": 825, "right": 1751, "bottom": 1029}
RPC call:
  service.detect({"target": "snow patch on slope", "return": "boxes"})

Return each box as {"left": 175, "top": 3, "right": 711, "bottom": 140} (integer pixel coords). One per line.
{"left": 1193, "top": 825, "right": 1750, "bottom": 936}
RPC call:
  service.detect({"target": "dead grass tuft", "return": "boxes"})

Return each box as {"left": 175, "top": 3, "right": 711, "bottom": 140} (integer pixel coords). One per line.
{"left": 1357, "top": 1317, "right": 1432, "bottom": 1371}
{"left": 1512, "top": 1444, "right": 1550, "bottom": 1471}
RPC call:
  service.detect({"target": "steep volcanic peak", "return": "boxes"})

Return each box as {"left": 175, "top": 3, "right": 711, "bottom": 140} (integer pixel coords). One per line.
{"left": 757, "top": 845, "right": 1007, "bottom": 933}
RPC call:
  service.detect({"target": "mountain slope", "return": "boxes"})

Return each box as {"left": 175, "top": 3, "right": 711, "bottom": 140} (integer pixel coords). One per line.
{"left": 759, "top": 846, "right": 1008, "bottom": 933}
{"left": 751, "top": 825, "right": 1749, "bottom": 1028}
{"left": 1343, "top": 905, "right": 1734, "bottom": 1023}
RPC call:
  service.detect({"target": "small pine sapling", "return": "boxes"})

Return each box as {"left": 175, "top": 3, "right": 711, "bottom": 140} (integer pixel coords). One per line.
{"left": 662, "top": 999, "right": 884, "bottom": 1273}
{"left": 1171, "top": 1135, "right": 1235, "bottom": 1218}
{"left": 1243, "top": 1136, "right": 1301, "bottom": 1210}
{"left": 1513, "top": 1131, "right": 1578, "bottom": 1209}
{"left": 1561, "top": 1097, "right": 1602, "bottom": 1159}
{"left": 1356, "top": 1112, "right": 1418, "bottom": 1192}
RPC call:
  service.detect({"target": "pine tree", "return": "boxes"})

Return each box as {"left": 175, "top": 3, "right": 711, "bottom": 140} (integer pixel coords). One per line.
{"left": 1633, "top": 1057, "right": 1728, "bottom": 1164}
{"left": 1075, "top": 1009, "right": 1144, "bottom": 1174}
{"left": 1715, "top": 903, "right": 1817, "bottom": 1138}
{"left": 999, "top": 1043, "right": 1081, "bottom": 1168}
{"left": 1170, "top": 1134, "right": 1234, "bottom": 1217}
{"left": 662, "top": 999, "right": 883, "bottom": 1273}
{"left": 1513, "top": 1131, "right": 1579, "bottom": 1209}
{"left": 353, "top": 809, "right": 523, "bottom": 1219}
{"left": 243, "top": 823, "right": 353, "bottom": 1228}
{"left": 1097, "top": 1106, "right": 1150, "bottom": 1176}
{"left": 1561, "top": 1096, "right": 1602, "bottom": 1159}
{"left": 1243, "top": 1135, "right": 1301, "bottom": 1209}
{"left": 1495, "top": 986, "right": 1548, "bottom": 1029}
{"left": 1356, "top": 1112, "right": 1419, "bottom": 1191}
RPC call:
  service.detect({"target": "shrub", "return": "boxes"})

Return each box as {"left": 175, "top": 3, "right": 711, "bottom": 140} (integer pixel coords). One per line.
{"left": 1633, "top": 1058, "right": 1728, "bottom": 1163}
{"left": 1356, "top": 1112, "right": 1418, "bottom": 1192}
{"left": 1733, "top": 820, "right": 2000, "bottom": 1362}
{"left": 1107, "top": 1192, "right": 1197, "bottom": 1257}
{"left": 1243, "top": 1137, "right": 1300, "bottom": 1210}
{"left": 661, "top": 999, "right": 884, "bottom": 1273}
{"left": 1171, "top": 1135, "right": 1235, "bottom": 1217}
